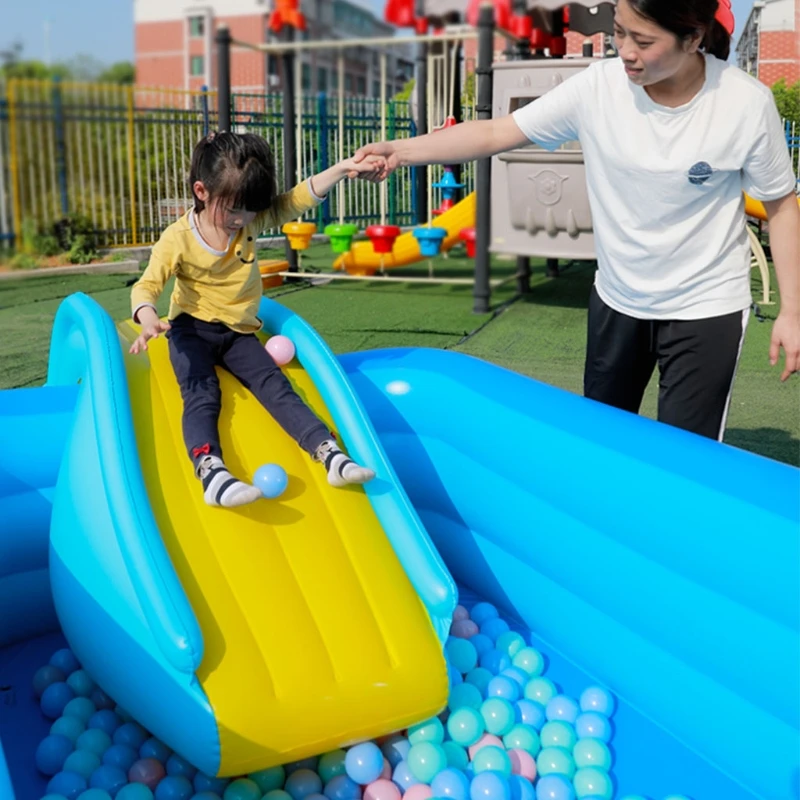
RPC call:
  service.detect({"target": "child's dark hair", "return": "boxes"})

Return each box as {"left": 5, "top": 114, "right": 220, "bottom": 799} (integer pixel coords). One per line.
{"left": 625, "top": 0, "right": 731, "bottom": 61}
{"left": 189, "top": 131, "right": 277, "bottom": 217}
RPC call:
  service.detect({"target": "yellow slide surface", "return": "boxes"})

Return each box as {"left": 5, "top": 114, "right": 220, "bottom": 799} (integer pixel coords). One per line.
{"left": 334, "top": 192, "right": 476, "bottom": 275}
{"left": 745, "top": 192, "right": 800, "bottom": 221}
{"left": 117, "top": 322, "right": 447, "bottom": 775}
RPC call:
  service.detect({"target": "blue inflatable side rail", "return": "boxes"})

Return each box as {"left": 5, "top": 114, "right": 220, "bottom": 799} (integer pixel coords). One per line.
{"left": 258, "top": 296, "right": 457, "bottom": 642}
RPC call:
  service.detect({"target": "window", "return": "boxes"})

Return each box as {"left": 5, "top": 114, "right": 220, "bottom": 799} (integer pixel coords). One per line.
{"left": 189, "top": 16, "right": 205, "bottom": 37}
{"left": 373, "top": 81, "right": 380, "bottom": 99}
{"left": 345, "top": 74, "right": 353, "bottom": 93}
{"left": 356, "top": 76, "right": 366, "bottom": 96}
{"left": 190, "top": 55, "right": 204, "bottom": 77}
{"left": 302, "top": 62, "right": 312, "bottom": 90}
{"left": 317, "top": 67, "right": 328, "bottom": 92}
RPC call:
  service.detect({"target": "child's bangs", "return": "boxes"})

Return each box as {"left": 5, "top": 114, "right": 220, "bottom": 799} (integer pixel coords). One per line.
{"left": 217, "top": 159, "right": 275, "bottom": 214}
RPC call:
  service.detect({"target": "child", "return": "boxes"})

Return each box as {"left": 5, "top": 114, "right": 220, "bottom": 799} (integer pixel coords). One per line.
{"left": 130, "top": 131, "right": 384, "bottom": 508}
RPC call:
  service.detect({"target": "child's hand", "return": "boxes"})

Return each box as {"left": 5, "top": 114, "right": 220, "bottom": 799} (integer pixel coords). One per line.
{"left": 342, "top": 154, "right": 388, "bottom": 183}
{"left": 129, "top": 319, "right": 171, "bottom": 354}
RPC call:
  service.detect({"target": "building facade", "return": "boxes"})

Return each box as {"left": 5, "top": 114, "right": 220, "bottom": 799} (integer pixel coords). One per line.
{"left": 736, "top": 0, "right": 799, "bottom": 86}
{"left": 134, "top": 0, "right": 414, "bottom": 96}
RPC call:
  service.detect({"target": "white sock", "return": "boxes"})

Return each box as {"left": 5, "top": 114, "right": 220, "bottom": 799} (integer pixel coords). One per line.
{"left": 197, "top": 456, "right": 263, "bottom": 508}
{"left": 315, "top": 440, "right": 375, "bottom": 488}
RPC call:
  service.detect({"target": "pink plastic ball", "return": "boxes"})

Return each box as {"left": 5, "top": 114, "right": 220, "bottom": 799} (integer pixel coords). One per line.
{"left": 508, "top": 748, "right": 537, "bottom": 781}
{"left": 468, "top": 734, "right": 504, "bottom": 760}
{"left": 128, "top": 757, "right": 166, "bottom": 789}
{"left": 380, "top": 758, "right": 392, "bottom": 779}
{"left": 266, "top": 335, "right": 296, "bottom": 366}
{"left": 403, "top": 785, "right": 433, "bottom": 800}
{"left": 364, "top": 779, "right": 402, "bottom": 800}
{"left": 453, "top": 606, "right": 470, "bottom": 622}
{"left": 450, "top": 620, "right": 480, "bottom": 639}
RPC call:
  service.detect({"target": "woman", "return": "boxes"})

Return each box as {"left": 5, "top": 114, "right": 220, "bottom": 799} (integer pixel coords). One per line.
{"left": 355, "top": 0, "right": 799, "bottom": 441}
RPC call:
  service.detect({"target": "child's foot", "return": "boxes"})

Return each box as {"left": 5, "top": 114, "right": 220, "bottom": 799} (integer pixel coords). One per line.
{"left": 197, "top": 455, "right": 263, "bottom": 507}
{"left": 315, "top": 440, "right": 376, "bottom": 487}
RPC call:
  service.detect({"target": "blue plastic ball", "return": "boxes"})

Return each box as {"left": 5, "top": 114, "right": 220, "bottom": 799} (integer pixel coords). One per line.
{"left": 141, "top": 737, "right": 172, "bottom": 762}
{"left": 480, "top": 650, "right": 511, "bottom": 676}
{"left": 76, "top": 729, "right": 112, "bottom": 757}
{"left": 285, "top": 757, "right": 319, "bottom": 775}
{"left": 77, "top": 790, "right": 113, "bottom": 800}
{"left": 50, "top": 649, "right": 81, "bottom": 676}
{"left": 500, "top": 668, "right": 529, "bottom": 688}
{"left": 195, "top": 772, "right": 230, "bottom": 795}
{"left": 578, "top": 687, "right": 614, "bottom": 717}
{"left": 446, "top": 638, "right": 479, "bottom": 675}
{"left": 90, "top": 689, "right": 116, "bottom": 711}
{"left": 344, "top": 742, "right": 384, "bottom": 784}
{"left": 408, "top": 717, "right": 445, "bottom": 745}
{"left": 514, "top": 700, "right": 546, "bottom": 731}
{"left": 36, "top": 734, "right": 75, "bottom": 775}
{"left": 102, "top": 744, "right": 138, "bottom": 772}
{"left": 575, "top": 713, "right": 612, "bottom": 743}
{"left": 322, "top": 774, "right": 361, "bottom": 800}
{"left": 508, "top": 775, "right": 535, "bottom": 800}
{"left": 469, "top": 771, "right": 510, "bottom": 800}
{"left": 381, "top": 735, "right": 410, "bottom": 768}
{"left": 67, "top": 671, "right": 96, "bottom": 698}
{"left": 114, "top": 706, "right": 135, "bottom": 723}
{"left": 441, "top": 741, "right": 469, "bottom": 771}
{"left": 285, "top": 769, "right": 323, "bottom": 800}
{"left": 263, "top": 792, "right": 293, "bottom": 800}
{"left": 545, "top": 696, "right": 579, "bottom": 725}
{"left": 192, "top": 794, "right": 222, "bottom": 800}
{"left": 486, "top": 676, "right": 521, "bottom": 702}
{"left": 47, "top": 771, "right": 89, "bottom": 800}
{"left": 63, "top": 750, "right": 102, "bottom": 780}
{"left": 523, "top": 678, "right": 556, "bottom": 707}
{"left": 448, "top": 662, "right": 464, "bottom": 688}
{"left": 534, "top": 775, "right": 575, "bottom": 800}
{"left": 512, "top": 649, "right": 545, "bottom": 678}
{"left": 469, "top": 603, "right": 499, "bottom": 626}
{"left": 89, "top": 764, "right": 127, "bottom": 797}
{"left": 495, "top": 633, "right": 526, "bottom": 660}
{"left": 468, "top": 634, "right": 494, "bottom": 659}
{"left": 222, "top": 779, "right": 261, "bottom": 800}
{"left": 246, "top": 766, "right": 283, "bottom": 794}
{"left": 431, "top": 768, "right": 471, "bottom": 800}
{"left": 391, "top": 760, "right": 421, "bottom": 791}
{"left": 449, "top": 682, "right": 483, "bottom": 711}
{"left": 42, "top": 795, "right": 71, "bottom": 800}
{"left": 155, "top": 776, "right": 194, "bottom": 800}
{"left": 64, "top": 697, "right": 97, "bottom": 725}
{"left": 113, "top": 722, "right": 148, "bottom": 750}
{"left": 34, "top": 665, "right": 67, "bottom": 697}
{"left": 167, "top": 753, "right": 198, "bottom": 780}
{"left": 253, "top": 464, "right": 288, "bottom": 499}
{"left": 52, "top": 716, "right": 87, "bottom": 745}
{"left": 89, "top": 710, "right": 123, "bottom": 737}
{"left": 465, "top": 667, "right": 494, "bottom": 695}
{"left": 42, "top": 683, "right": 77, "bottom": 719}
{"left": 480, "top": 618, "right": 510, "bottom": 642}
{"left": 116, "top": 787, "right": 155, "bottom": 800}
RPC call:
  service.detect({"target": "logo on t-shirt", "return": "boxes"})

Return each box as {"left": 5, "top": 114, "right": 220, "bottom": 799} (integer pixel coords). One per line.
{"left": 688, "top": 162, "right": 714, "bottom": 185}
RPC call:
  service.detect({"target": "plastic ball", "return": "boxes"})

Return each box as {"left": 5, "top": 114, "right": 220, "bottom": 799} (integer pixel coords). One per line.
{"left": 536, "top": 748, "right": 575, "bottom": 780}
{"left": 578, "top": 688, "right": 614, "bottom": 717}
{"left": 381, "top": 735, "right": 411, "bottom": 769}
{"left": 406, "top": 742, "right": 447, "bottom": 783}
{"left": 480, "top": 618, "right": 510, "bottom": 642}
{"left": 116, "top": 787, "right": 154, "bottom": 800}
{"left": 408, "top": 717, "right": 445, "bottom": 746}
{"left": 363, "top": 780, "right": 401, "bottom": 800}
{"left": 480, "top": 699, "right": 515, "bottom": 736}
{"left": 89, "top": 764, "right": 127, "bottom": 796}
{"left": 286, "top": 757, "right": 320, "bottom": 775}
{"left": 404, "top": 785, "right": 433, "bottom": 800}
{"left": 465, "top": 668, "right": 493, "bottom": 696}
{"left": 441, "top": 742, "right": 469, "bottom": 771}
{"left": 166, "top": 753, "right": 197, "bottom": 780}
{"left": 265, "top": 335, "right": 296, "bottom": 366}
{"left": 469, "top": 603, "right": 499, "bottom": 626}
{"left": 545, "top": 697, "right": 579, "bottom": 725}
{"left": 248, "top": 765, "right": 285, "bottom": 794}
{"left": 523, "top": 679, "right": 556, "bottom": 707}
{"left": 192, "top": 795, "right": 223, "bottom": 800}
{"left": 511, "top": 650, "right": 544, "bottom": 678}
{"left": 540, "top": 722, "right": 576, "bottom": 751}
{"left": 469, "top": 771, "right": 510, "bottom": 800}
{"left": 448, "top": 662, "right": 464, "bottom": 689}
{"left": 448, "top": 683, "right": 483, "bottom": 711}
{"left": 41, "top": 795, "right": 71, "bottom": 800}
{"left": 64, "top": 751, "right": 101, "bottom": 780}
{"left": 195, "top": 773, "right": 230, "bottom": 795}
{"left": 47, "top": 771, "right": 89, "bottom": 800}
{"left": 495, "top": 633, "right": 526, "bottom": 660}
{"left": 77, "top": 729, "right": 113, "bottom": 758}
{"left": 508, "top": 775, "right": 534, "bottom": 800}
{"left": 508, "top": 749, "right": 536, "bottom": 782}
{"left": 486, "top": 677, "right": 520, "bottom": 703}
{"left": 450, "top": 620, "right": 480, "bottom": 639}
{"left": 453, "top": 605, "right": 470, "bottom": 621}
{"left": 468, "top": 635, "right": 494, "bottom": 659}
{"left": 446, "top": 638, "right": 479, "bottom": 675}
{"left": 222, "top": 779, "right": 261, "bottom": 800}
{"left": 36, "top": 734, "right": 75, "bottom": 775}
{"left": 103, "top": 744, "right": 139, "bottom": 773}
{"left": 90, "top": 689, "right": 116, "bottom": 711}
{"left": 154, "top": 776, "right": 193, "bottom": 800}
{"left": 447, "top": 707, "right": 485, "bottom": 747}
{"left": 572, "top": 740, "right": 611, "bottom": 771}
{"left": 431, "top": 768, "right": 470, "bottom": 800}
{"left": 323, "top": 774, "right": 361, "bottom": 800}
{"left": 64, "top": 698, "right": 97, "bottom": 725}
{"left": 51, "top": 649, "right": 82, "bottom": 676}
{"left": 78, "top": 790, "right": 113, "bottom": 800}
{"left": 285, "top": 769, "right": 323, "bottom": 800}
{"left": 572, "top": 768, "right": 612, "bottom": 799}
{"left": 467, "top": 734, "right": 503, "bottom": 760}
{"left": 499, "top": 668, "right": 529, "bottom": 688}
{"left": 53, "top": 716, "right": 87, "bottom": 745}
{"left": 345, "top": 742, "right": 384, "bottom": 784}
{"left": 42, "top": 683, "right": 77, "bottom": 719}
{"left": 574, "top": 713, "right": 612, "bottom": 743}
{"left": 479, "top": 650, "right": 511, "bottom": 676}
{"left": 317, "top": 751, "right": 346, "bottom": 784}
{"left": 263, "top": 792, "right": 293, "bottom": 800}
{"left": 391, "top": 761, "right": 420, "bottom": 791}
{"left": 140, "top": 738, "right": 172, "bottom": 762}
{"left": 534, "top": 775, "right": 574, "bottom": 800}
{"left": 514, "top": 700, "right": 546, "bottom": 731}
{"left": 114, "top": 722, "right": 148, "bottom": 750}
{"left": 129, "top": 758, "right": 167, "bottom": 789}
{"left": 252, "top": 463, "right": 289, "bottom": 499}
{"left": 34, "top": 665, "right": 67, "bottom": 697}
{"left": 472, "top": 745, "right": 512, "bottom": 778}
{"left": 89, "top": 710, "right": 123, "bottom": 737}
{"left": 67, "top": 671, "right": 96, "bottom": 698}
{"left": 503, "top": 725, "right": 540, "bottom": 756}
{"left": 115, "top": 706, "right": 135, "bottom": 723}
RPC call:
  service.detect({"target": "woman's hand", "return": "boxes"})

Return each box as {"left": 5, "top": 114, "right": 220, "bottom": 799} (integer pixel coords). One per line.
{"left": 770, "top": 312, "right": 800, "bottom": 381}
{"left": 129, "top": 319, "right": 171, "bottom": 355}
{"left": 341, "top": 153, "right": 389, "bottom": 183}
{"left": 351, "top": 142, "right": 400, "bottom": 179}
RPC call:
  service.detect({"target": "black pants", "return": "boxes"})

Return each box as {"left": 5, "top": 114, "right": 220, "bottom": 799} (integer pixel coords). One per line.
{"left": 584, "top": 287, "right": 749, "bottom": 440}
{"left": 167, "top": 314, "right": 330, "bottom": 468}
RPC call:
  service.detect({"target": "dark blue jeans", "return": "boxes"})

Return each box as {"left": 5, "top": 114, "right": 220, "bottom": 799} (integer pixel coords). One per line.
{"left": 166, "top": 314, "right": 331, "bottom": 468}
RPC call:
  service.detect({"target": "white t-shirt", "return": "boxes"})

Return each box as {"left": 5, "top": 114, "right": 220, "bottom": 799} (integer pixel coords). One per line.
{"left": 511, "top": 54, "right": 795, "bottom": 320}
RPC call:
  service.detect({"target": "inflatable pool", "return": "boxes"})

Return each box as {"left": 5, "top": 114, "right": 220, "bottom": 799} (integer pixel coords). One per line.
{"left": 1, "top": 294, "right": 797, "bottom": 799}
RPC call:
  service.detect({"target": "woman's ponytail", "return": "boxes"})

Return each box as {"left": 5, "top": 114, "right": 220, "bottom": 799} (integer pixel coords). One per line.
{"left": 701, "top": 18, "right": 731, "bottom": 61}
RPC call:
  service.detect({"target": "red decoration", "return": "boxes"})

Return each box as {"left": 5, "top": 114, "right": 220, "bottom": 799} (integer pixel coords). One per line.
{"left": 466, "top": 0, "right": 512, "bottom": 31}
{"left": 268, "top": 0, "right": 307, "bottom": 33}
{"left": 510, "top": 15, "right": 533, "bottom": 39}
{"left": 715, "top": 0, "right": 735, "bottom": 35}
{"left": 366, "top": 224, "right": 402, "bottom": 254}
{"left": 385, "top": 0, "right": 416, "bottom": 28}
{"left": 459, "top": 227, "right": 477, "bottom": 258}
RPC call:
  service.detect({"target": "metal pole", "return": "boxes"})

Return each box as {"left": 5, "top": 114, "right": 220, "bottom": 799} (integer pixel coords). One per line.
{"left": 473, "top": 2, "right": 494, "bottom": 314}
{"left": 281, "top": 25, "right": 299, "bottom": 271}
{"left": 415, "top": 4, "right": 429, "bottom": 226}
{"left": 216, "top": 25, "right": 232, "bottom": 132}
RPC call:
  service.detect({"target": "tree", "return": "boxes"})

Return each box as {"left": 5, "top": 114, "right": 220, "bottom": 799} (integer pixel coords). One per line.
{"left": 772, "top": 78, "right": 800, "bottom": 128}
{"left": 98, "top": 62, "right": 135, "bottom": 84}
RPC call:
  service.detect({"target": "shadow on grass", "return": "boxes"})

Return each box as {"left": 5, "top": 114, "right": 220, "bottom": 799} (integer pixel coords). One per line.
{"left": 725, "top": 427, "right": 800, "bottom": 467}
